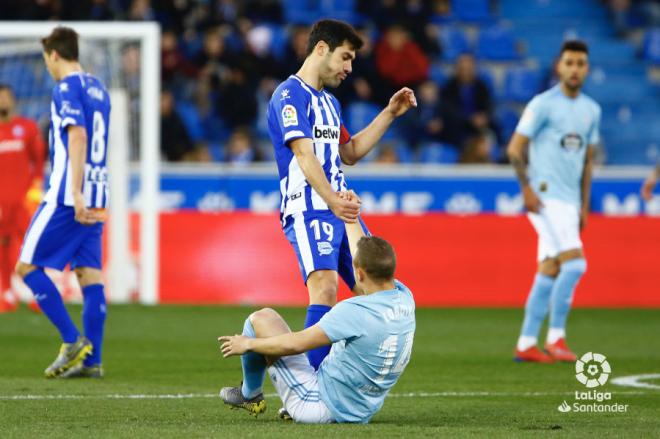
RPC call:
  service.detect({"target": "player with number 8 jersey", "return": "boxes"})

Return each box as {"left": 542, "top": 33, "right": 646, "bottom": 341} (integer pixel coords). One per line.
{"left": 16, "top": 27, "right": 110, "bottom": 378}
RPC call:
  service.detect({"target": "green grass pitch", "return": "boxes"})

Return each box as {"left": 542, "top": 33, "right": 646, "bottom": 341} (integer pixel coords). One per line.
{"left": 1, "top": 305, "right": 659, "bottom": 438}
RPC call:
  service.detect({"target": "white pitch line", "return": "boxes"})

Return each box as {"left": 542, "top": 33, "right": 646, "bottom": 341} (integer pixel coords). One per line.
{"left": 611, "top": 374, "right": 660, "bottom": 390}
{"left": 0, "top": 390, "right": 651, "bottom": 401}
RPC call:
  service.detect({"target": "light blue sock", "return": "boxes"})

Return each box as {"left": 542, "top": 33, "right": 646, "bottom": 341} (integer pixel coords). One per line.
{"left": 240, "top": 317, "right": 267, "bottom": 399}
{"left": 520, "top": 274, "right": 555, "bottom": 338}
{"left": 82, "top": 284, "right": 107, "bottom": 367}
{"left": 549, "top": 259, "right": 587, "bottom": 331}
{"left": 24, "top": 269, "right": 79, "bottom": 343}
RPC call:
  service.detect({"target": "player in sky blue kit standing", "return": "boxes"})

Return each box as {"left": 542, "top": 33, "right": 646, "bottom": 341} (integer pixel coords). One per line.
{"left": 508, "top": 41, "right": 601, "bottom": 363}
{"left": 15, "top": 27, "right": 111, "bottom": 378}
{"left": 218, "top": 190, "right": 415, "bottom": 423}
{"left": 267, "top": 19, "right": 417, "bottom": 373}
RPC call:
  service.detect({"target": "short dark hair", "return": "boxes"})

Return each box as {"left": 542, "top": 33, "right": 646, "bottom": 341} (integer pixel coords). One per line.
{"left": 354, "top": 236, "right": 396, "bottom": 282}
{"left": 41, "top": 26, "right": 79, "bottom": 61}
{"left": 560, "top": 40, "right": 589, "bottom": 56}
{"left": 306, "top": 19, "right": 363, "bottom": 56}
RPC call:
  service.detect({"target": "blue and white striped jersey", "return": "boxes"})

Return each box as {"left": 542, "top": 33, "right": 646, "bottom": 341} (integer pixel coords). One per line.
{"left": 44, "top": 71, "right": 111, "bottom": 209}
{"left": 267, "top": 75, "right": 351, "bottom": 222}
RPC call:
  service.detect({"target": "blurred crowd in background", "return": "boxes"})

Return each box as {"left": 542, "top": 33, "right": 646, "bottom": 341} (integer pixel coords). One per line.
{"left": 1, "top": 0, "right": 659, "bottom": 165}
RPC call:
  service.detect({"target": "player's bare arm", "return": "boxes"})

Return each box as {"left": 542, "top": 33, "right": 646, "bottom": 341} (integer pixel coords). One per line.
{"left": 507, "top": 132, "right": 542, "bottom": 213}
{"left": 340, "top": 87, "right": 417, "bottom": 165}
{"left": 219, "top": 325, "right": 331, "bottom": 358}
{"left": 580, "top": 145, "right": 595, "bottom": 230}
{"left": 290, "top": 137, "right": 360, "bottom": 223}
{"left": 68, "top": 125, "right": 96, "bottom": 225}
{"left": 338, "top": 190, "right": 366, "bottom": 256}
{"left": 641, "top": 162, "right": 660, "bottom": 201}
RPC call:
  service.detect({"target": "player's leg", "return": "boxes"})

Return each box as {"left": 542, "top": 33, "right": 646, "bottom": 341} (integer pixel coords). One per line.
{"left": 284, "top": 211, "right": 343, "bottom": 370}
{"left": 252, "top": 308, "right": 332, "bottom": 424}
{"left": 545, "top": 249, "right": 586, "bottom": 361}
{"left": 220, "top": 308, "right": 291, "bottom": 416}
{"left": 544, "top": 201, "right": 585, "bottom": 361}
{"left": 304, "top": 270, "right": 336, "bottom": 368}
{"left": 16, "top": 204, "right": 91, "bottom": 376}
{"left": 0, "top": 204, "right": 18, "bottom": 311}
{"left": 1, "top": 234, "right": 17, "bottom": 312}
{"left": 515, "top": 210, "right": 558, "bottom": 362}
{"left": 61, "top": 223, "right": 107, "bottom": 377}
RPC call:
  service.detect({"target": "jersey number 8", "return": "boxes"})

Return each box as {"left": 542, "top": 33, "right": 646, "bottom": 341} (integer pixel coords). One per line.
{"left": 90, "top": 111, "right": 106, "bottom": 164}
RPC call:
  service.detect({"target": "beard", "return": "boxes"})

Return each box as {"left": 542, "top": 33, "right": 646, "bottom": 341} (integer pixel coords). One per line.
{"left": 562, "top": 76, "right": 584, "bottom": 91}
{"left": 0, "top": 108, "right": 9, "bottom": 118}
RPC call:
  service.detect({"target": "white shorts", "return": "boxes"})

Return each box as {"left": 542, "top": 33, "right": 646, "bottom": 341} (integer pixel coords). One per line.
{"left": 527, "top": 199, "right": 582, "bottom": 262}
{"left": 267, "top": 354, "right": 334, "bottom": 424}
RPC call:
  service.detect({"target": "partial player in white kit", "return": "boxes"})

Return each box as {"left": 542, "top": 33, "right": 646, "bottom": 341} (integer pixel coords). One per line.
{"left": 507, "top": 40, "right": 601, "bottom": 363}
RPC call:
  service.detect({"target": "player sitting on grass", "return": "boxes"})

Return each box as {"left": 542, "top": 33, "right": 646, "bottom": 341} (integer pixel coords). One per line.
{"left": 217, "top": 191, "right": 415, "bottom": 423}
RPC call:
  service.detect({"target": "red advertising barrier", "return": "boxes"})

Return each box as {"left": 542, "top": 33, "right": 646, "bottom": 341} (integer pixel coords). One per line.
{"left": 159, "top": 212, "right": 660, "bottom": 307}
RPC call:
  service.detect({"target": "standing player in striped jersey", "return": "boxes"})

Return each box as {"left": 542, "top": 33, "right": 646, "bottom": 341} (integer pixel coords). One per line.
{"left": 267, "top": 19, "right": 416, "bottom": 374}
{"left": 15, "top": 27, "right": 110, "bottom": 378}
{"left": 508, "top": 41, "right": 600, "bottom": 363}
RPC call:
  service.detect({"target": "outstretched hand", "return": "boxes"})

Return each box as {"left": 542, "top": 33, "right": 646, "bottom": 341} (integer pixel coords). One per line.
{"left": 387, "top": 87, "right": 417, "bottom": 118}
{"left": 218, "top": 335, "right": 250, "bottom": 358}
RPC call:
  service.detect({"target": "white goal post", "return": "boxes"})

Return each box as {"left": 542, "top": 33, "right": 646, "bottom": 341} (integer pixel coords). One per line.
{"left": 0, "top": 21, "right": 160, "bottom": 305}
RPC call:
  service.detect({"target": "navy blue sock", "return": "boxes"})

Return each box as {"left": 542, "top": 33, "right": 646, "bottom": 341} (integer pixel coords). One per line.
{"left": 24, "top": 269, "right": 79, "bottom": 343}
{"left": 82, "top": 284, "right": 107, "bottom": 367}
{"left": 304, "top": 304, "right": 331, "bottom": 370}
{"left": 240, "top": 318, "right": 267, "bottom": 399}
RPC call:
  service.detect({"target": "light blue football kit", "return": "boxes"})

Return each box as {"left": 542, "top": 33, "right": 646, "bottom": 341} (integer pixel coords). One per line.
{"left": 516, "top": 84, "right": 600, "bottom": 349}
{"left": 257, "top": 280, "right": 415, "bottom": 423}
{"left": 516, "top": 84, "right": 601, "bottom": 208}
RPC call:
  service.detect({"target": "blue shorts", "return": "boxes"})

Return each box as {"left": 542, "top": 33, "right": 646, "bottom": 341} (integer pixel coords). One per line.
{"left": 19, "top": 202, "right": 103, "bottom": 271}
{"left": 283, "top": 210, "right": 369, "bottom": 290}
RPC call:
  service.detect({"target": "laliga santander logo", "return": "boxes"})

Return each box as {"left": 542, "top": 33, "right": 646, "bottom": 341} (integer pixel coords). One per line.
{"left": 557, "top": 352, "right": 627, "bottom": 413}
{"left": 575, "top": 352, "right": 611, "bottom": 388}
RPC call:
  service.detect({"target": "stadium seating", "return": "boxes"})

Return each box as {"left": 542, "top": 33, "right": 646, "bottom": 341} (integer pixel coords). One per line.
{"left": 503, "top": 67, "right": 541, "bottom": 103}
{"left": 439, "top": 26, "right": 471, "bottom": 62}
{"left": 476, "top": 25, "right": 520, "bottom": 60}
{"left": 642, "top": 28, "right": 660, "bottom": 64}
{"left": 451, "top": 0, "right": 495, "bottom": 24}
{"left": 418, "top": 142, "right": 460, "bottom": 164}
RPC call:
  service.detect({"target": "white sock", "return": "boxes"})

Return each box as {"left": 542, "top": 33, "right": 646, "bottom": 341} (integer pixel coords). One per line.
{"left": 546, "top": 328, "right": 566, "bottom": 344}
{"left": 517, "top": 335, "right": 537, "bottom": 351}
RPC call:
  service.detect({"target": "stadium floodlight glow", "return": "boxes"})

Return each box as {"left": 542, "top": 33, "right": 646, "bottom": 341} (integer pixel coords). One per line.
{"left": 0, "top": 21, "right": 161, "bottom": 305}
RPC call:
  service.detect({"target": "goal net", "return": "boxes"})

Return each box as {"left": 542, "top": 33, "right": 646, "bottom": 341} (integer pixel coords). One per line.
{"left": 0, "top": 22, "right": 160, "bottom": 304}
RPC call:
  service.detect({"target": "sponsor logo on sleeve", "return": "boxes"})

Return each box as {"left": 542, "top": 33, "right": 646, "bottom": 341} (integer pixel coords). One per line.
{"left": 60, "top": 101, "right": 81, "bottom": 116}
{"left": 282, "top": 104, "right": 298, "bottom": 127}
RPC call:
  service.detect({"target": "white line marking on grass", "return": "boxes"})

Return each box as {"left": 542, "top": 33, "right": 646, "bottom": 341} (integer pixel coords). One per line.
{"left": 611, "top": 374, "right": 660, "bottom": 390}
{"left": 0, "top": 390, "right": 650, "bottom": 401}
